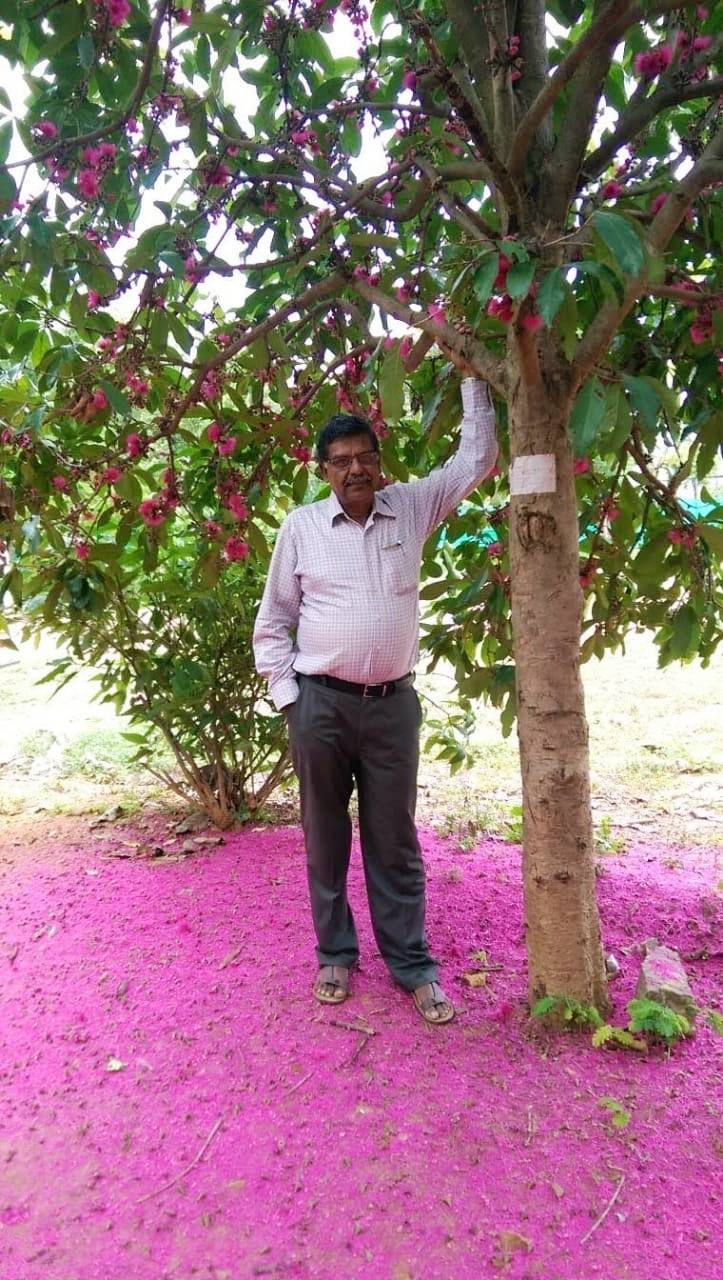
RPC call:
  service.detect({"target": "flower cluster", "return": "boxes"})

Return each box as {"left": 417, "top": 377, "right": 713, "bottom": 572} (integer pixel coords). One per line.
{"left": 95, "top": 0, "right": 131, "bottom": 28}
{"left": 634, "top": 44, "right": 672, "bottom": 81}
{"left": 77, "top": 141, "right": 117, "bottom": 201}
{"left": 207, "top": 422, "right": 237, "bottom": 456}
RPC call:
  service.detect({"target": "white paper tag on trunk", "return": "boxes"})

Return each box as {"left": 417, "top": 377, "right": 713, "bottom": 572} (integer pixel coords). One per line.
{"left": 509, "top": 453, "right": 556, "bottom": 495}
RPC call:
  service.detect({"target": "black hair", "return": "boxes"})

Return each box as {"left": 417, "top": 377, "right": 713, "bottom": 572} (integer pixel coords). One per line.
{"left": 315, "top": 414, "right": 379, "bottom": 463}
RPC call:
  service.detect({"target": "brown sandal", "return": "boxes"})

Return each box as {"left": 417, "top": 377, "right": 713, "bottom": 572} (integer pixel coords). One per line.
{"left": 412, "top": 982, "right": 455, "bottom": 1025}
{"left": 313, "top": 964, "right": 350, "bottom": 1005}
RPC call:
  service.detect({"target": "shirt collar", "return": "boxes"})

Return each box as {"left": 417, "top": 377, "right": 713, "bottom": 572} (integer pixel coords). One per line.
{"left": 327, "top": 489, "right": 397, "bottom": 525}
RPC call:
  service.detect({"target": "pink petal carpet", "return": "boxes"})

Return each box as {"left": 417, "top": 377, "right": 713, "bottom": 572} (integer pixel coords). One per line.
{"left": 0, "top": 820, "right": 720, "bottom": 1279}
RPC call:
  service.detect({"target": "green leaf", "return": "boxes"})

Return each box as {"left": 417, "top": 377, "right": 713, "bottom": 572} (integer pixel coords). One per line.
{"left": 473, "top": 254, "right": 498, "bottom": 305}
{"left": 699, "top": 524, "right": 723, "bottom": 560}
{"left": 536, "top": 268, "right": 566, "bottom": 327}
{"left": 505, "top": 260, "right": 535, "bottom": 301}
{"left": 668, "top": 604, "right": 700, "bottom": 659}
{"left": 593, "top": 211, "right": 644, "bottom": 277}
{"left": 78, "top": 33, "right": 95, "bottom": 69}
{"left": 623, "top": 374, "right": 659, "bottom": 434}
{"left": 378, "top": 344, "right": 405, "bottom": 423}
{"left": 0, "top": 120, "right": 12, "bottom": 165}
{"left": 569, "top": 377, "right": 606, "bottom": 456}
{"left": 98, "top": 380, "right": 131, "bottom": 417}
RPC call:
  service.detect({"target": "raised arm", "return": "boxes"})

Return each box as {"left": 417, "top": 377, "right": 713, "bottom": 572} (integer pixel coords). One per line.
{"left": 408, "top": 379, "right": 498, "bottom": 540}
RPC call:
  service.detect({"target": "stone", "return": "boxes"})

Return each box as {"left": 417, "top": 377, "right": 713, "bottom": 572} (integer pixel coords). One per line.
{"left": 636, "top": 938, "right": 697, "bottom": 1021}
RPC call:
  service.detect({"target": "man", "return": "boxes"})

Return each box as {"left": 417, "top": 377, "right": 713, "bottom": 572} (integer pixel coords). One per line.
{"left": 253, "top": 377, "right": 497, "bottom": 1024}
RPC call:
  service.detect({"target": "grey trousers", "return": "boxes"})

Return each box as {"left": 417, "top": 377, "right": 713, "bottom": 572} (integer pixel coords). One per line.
{"left": 289, "top": 675, "right": 438, "bottom": 991}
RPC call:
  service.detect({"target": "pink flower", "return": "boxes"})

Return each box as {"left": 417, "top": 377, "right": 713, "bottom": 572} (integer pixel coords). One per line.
{"left": 75, "top": 541, "right": 90, "bottom": 561}
{"left": 125, "top": 433, "right": 147, "bottom": 459}
{"left": 200, "top": 372, "right": 220, "bottom": 402}
{"left": 101, "top": 465, "right": 123, "bottom": 485}
{"left": 224, "top": 536, "right": 249, "bottom": 562}
{"left": 217, "top": 435, "right": 237, "bottom": 457}
{"left": 521, "top": 312, "right": 543, "bottom": 331}
{"left": 106, "top": 0, "right": 131, "bottom": 28}
{"left": 138, "top": 498, "right": 168, "bottom": 528}
{"left": 87, "top": 290, "right": 102, "bottom": 310}
{"left": 487, "top": 296, "right": 513, "bottom": 324}
{"left": 428, "top": 301, "right": 447, "bottom": 324}
{"left": 175, "top": 7, "right": 192, "bottom": 23}
{"left": 203, "top": 520, "right": 222, "bottom": 539}
{"left": 291, "top": 445, "right": 312, "bottom": 464}
{"left": 35, "top": 121, "right": 59, "bottom": 140}
{"left": 692, "top": 35, "right": 712, "bottom": 52}
{"left": 396, "top": 282, "right": 412, "bottom": 302}
{"left": 696, "top": 5, "right": 709, "bottom": 17}
{"left": 573, "top": 458, "right": 590, "bottom": 475}
{"left": 125, "top": 374, "right": 149, "bottom": 401}
{"left": 91, "top": 388, "right": 109, "bottom": 412}
{"left": 184, "top": 255, "right": 202, "bottom": 285}
{"left": 216, "top": 332, "right": 232, "bottom": 347}
{"left": 52, "top": 475, "right": 69, "bottom": 491}
{"left": 207, "top": 421, "right": 223, "bottom": 443}
{"left": 77, "top": 169, "right": 100, "bottom": 200}
{"left": 690, "top": 321, "right": 710, "bottom": 345}
{"left": 650, "top": 193, "right": 668, "bottom": 216}
{"left": 203, "top": 162, "right": 231, "bottom": 189}
{"left": 602, "top": 180, "right": 623, "bottom": 199}
{"left": 226, "top": 493, "right": 247, "bottom": 521}
{"left": 487, "top": 541, "right": 503, "bottom": 557}
{"left": 399, "top": 335, "right": 413, "bottom": 361}
{"left": 402, "top": 70, "right": 417, "bottom": 92}
{"left": 634, "top": 45, "right": 672, "bottom": 81}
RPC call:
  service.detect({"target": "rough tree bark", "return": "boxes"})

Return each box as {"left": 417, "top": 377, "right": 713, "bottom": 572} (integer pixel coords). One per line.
{"left": 507, "top": 337, "right": 608, "bottom": 1007}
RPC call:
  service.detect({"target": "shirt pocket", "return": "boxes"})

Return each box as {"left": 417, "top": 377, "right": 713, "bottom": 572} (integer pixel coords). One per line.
{"left": 380, "top": 536, "right": 418, "bottom": 597}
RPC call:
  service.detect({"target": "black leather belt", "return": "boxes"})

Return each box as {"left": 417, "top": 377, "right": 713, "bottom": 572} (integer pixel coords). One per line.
{"left": 303, "top": 673, "right": 414, "bottom": 698}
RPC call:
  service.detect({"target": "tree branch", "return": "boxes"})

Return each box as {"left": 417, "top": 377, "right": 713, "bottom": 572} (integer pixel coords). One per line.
{"left": 350, "top": 278, "right": 506, "bottom": 392}
{"left": 508, "top": 0, "right": 631, "bottom": 180}
{"left": 582, "top": 74, "right": 723, "bottom": 184}
{"left": 409, "top": 8, "right": 522, "bottom": 224}
{"left": 572, "top": 127, "right": 723, "bottom": 385}
{"left": 507, "top": 0, "right": 708, "bottom": 186}
{"left": 164, "top": 272, "right": 346, "bottom": 436}
{"left": 415, "top": 158, "right": 498, "bottom": 243}
{"left": 10, "top": 0, "right": 169, "bottom": 171}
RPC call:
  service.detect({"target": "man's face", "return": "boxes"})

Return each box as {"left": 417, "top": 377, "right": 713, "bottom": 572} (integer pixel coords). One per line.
{"left": 322, "top": 433, "right": 382, "bottom": 507}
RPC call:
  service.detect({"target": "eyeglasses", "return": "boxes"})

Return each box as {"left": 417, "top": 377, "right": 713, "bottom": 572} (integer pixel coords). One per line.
{"left": 324, "top": 450, "right": 380, "bottom": 471}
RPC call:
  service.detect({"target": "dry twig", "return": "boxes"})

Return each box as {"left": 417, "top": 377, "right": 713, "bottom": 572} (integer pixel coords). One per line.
{"left": 136, "top": 1115, "right": 224, "bottom": 1204}
{"left": 581, "top": 1175, "right": 625, "bottom": 1245}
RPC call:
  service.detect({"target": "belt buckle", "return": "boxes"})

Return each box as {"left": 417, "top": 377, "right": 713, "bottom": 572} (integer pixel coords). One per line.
{"left": 363, "top": 682, "right": 387, "bottom": 697}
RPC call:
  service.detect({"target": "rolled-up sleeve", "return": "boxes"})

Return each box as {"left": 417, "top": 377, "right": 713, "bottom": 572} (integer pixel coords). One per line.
{"left": 252, "top": 517, "right": 301, "bottom": 710}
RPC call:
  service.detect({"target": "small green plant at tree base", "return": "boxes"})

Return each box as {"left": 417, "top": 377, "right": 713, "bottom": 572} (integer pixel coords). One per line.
{"left": 598, "top": 1097, "right": 632, "bottom": 1129}
{"left": 593, "top": 997, "right": 694, "bottom": 1053}
{"left": 532, "top": 995, "right": 604, "bottom": 1030}
{"left": 592, "top": 1024, "right": 648, "bottom": 1053}
{"left": 595, "top": 815, "right": 626, "bottom": 856}
{"left": 627, "top": 998, "right": 693, "bottom": 1044}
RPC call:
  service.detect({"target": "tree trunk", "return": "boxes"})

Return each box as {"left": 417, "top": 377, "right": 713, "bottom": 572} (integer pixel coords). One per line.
{"left": 507, "top": 346, "right": 609, "bottom": 1011}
